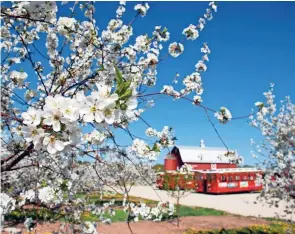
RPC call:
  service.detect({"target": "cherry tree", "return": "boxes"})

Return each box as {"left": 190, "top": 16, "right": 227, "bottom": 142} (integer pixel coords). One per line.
{"left": 162, "top": 163, "right": 194, "bottom": 227}
{"left": 250, "top": 84, "right": 295, "bottom": 219}
{"left": 0, "top": 1, "right": 247, "bottom": 232}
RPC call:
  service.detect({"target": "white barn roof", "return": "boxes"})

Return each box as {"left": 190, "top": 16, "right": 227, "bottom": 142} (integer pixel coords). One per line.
{"left": 175, "top": 146, "right": 235, "bottom": 164}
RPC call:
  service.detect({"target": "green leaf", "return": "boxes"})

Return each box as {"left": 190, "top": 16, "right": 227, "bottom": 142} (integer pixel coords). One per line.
{"left": 7, "top": 186, "right": 14, "bottom": 193}
{"left": 114, "top": 65, "right": 133, "bottom": 103}
{"left": 115, "top": 65, "right": 124, "bottom": 85}
{"left": 120, "top": 89, "right": 133, "bottom": 101}
{"left": 123, "top": 78, "right": 132, "bottom": 90}
{"left": 119, "top": 79, "right": 132, "bottom": 95}
{"left": 97, "top": 65, "right": 105, "bottom": 72}
{"left": 120, "top": 103, "right": 128, "bottom": 110}
{"left": 152, "top": 143, "right": 161, "bottom": 152}
{"left": 116, "top": 79, "right": 131, "bottom": 96}
{"left": 41, "top": 180, "right": 47, "bottom": 187}
{"left": 60, "top": 180, "right": 69, "bottom": 192}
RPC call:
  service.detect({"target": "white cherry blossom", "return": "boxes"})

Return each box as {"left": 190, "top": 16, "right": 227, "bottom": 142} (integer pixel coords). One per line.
{"left": 215, "top": 107, "right": 232, "bottom": 124}
{"left": 57, "top": 17, "right": 77, "bottom": 36}
{"left": 43, "top": 109, "right": 65, "bottom": 132}
{"left": 21, "top": 107, "right": 42, "bottom": 126}
{"left": 183, "top": 24, "right": 199, "bottom": 40}
{"left": 22, "top": 125, "right": 44, "bottom": 145}
{"left": 38, "top": 186, "right": 55, "bottom": 204}
{"left": 43, "top": 135, "right": 66, "bottom": 154}
{"left": 168, "top": 42, "right": 184, "bottom": 58}
{"left": 134, "top": 3, "right": 150, "bottom": 16}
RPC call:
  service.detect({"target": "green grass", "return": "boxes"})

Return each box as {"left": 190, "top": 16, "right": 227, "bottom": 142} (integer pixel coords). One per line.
{"left": 177, "top": 206, "right": 225, "bottom": 217}
{"left": 82, "top": 209, "right": 128, "bottom": 223}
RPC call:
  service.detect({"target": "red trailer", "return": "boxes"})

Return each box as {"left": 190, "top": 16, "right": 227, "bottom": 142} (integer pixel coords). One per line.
{"left": 156, "top": 168, "right": 263, "bottom": 194}
{"left": 194, "top": 168, "right": 263, "bottom": 194}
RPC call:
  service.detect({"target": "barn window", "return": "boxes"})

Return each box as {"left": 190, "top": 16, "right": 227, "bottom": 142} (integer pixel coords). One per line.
{"left": 212, "top": 175, "right": 216, "bottom": 181}
{"left": 235, "top": 176, "right": 240, "bottom": 181}
{"left": 242, "top": 176, "right": 247, "bottom": 181}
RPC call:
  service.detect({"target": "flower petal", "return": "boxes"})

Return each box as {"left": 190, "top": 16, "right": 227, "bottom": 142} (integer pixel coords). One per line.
{"left": 95, "top": 111, "right": 104, "bottom": 123}
{"left": 54, "top": 140, "right": 65, "bottom": 151}
{"left": 47, "top": 143, "right": 57, "bottom": 154}
{"left": 52, "top": 121, "right": 61, "bottom": 132}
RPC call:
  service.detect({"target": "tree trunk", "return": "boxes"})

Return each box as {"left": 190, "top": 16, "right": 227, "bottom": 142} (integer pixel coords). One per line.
{"left": 177, "top": 190, "right": 180, "bottom": 227}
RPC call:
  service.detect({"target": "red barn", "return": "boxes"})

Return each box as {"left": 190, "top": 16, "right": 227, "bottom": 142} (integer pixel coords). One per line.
{"left": 164, "top": 141, "right": 238, "bottom": 171}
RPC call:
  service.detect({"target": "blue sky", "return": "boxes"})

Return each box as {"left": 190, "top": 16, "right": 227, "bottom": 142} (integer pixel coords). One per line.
{"left": 4, "top": 2, "right": 295, "bottom": 166}
{"left": 105, "top": 1, "right": 295, "bottom": 165}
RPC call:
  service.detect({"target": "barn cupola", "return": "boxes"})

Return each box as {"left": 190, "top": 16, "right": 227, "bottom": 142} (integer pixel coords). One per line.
{"left": 200, "top": 139, "right": 205, "bottom": 148}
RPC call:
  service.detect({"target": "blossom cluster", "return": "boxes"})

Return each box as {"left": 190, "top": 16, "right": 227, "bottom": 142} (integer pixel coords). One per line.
{"left": 124, "top": 201, "right": 175, "bottom": 222}
{"left": 250, "top": 84, "right": 295, "bottom": 215}
{"left": 20, "top": 83, "right": 139, "bottom": 154}
{"left": 168, "top": 1, "right": 217, "bottom": 58}
{"left": 179, "top": 163, "right": 193, "bottom": 173}
{"left": 134, "top": 3, "right": 150, "bottom": 17}
{"left": 215, "top": 107, "right": 232, "bottom": 124}
{"left": 168, "top": 42, "right": 184, "bottom": 58}
{"left": 162, "top": 42, "right": 214, "bottom": 110}
{"left": 0, "top": 193, "right": 16, "bottom": 222}
{"left": 129, "top": 126, "right": 175, "bottom": 160}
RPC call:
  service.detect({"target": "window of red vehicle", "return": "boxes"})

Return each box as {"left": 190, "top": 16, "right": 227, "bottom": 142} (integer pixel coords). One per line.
{"left": 196, "top": 174, "right": 203, "bottom": 181}
{"left": 208, "top": 175, "right": 212, "bottom": 182}
{"left": 228, "top": 175, "right": 234, "bottom": 182}
{"left": 221, "top": 175, "right": 227, "bottom": 182}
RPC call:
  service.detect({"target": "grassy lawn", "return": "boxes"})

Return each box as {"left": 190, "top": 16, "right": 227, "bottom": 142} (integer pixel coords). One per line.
{"left": 82, "top": 209, "right": 128, "bottom": 222}
{"left": 177, "top": 206, "right": 225, "bottom": 217}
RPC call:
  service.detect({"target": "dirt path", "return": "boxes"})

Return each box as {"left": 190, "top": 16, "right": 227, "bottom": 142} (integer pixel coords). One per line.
{"left": 129, "top": 186, "right": 294, "bottom": 221}
{"left": 98, "top": 216, "right": 270, "bottom": 234}
{"left": 3, "top": 216, "right": 270, "bottom": 234}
